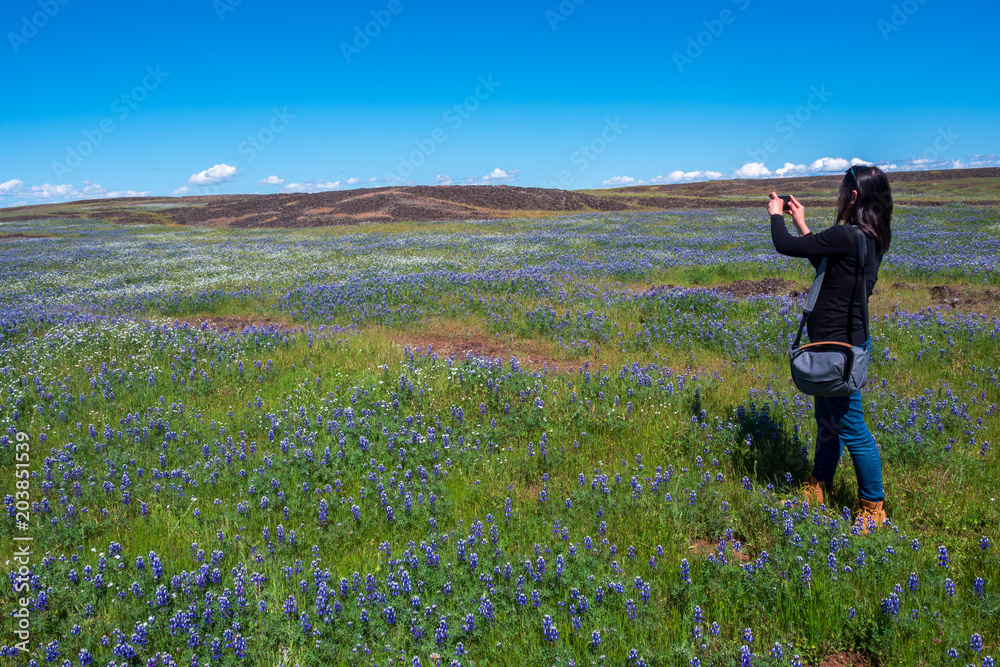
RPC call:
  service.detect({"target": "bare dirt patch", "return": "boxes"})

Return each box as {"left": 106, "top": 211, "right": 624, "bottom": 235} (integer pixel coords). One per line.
{"left": 688, "top": 538, "right": 751, "bottom": 564}
{"left": 0, "top": 233, "right": 48, "bottom": 241}
{"left": 816, "top": 651, "right": 872, "bottom": 667}
{"left": 720, "top": 278, "right": 805, "bottom": 298}
{"left": 395, "top": 330, "right": 562, "bottom": 369}
{"left": 929, "top": 284, "right": 1000, "bottom": 310}
{"left": 172, "top": 315, "right": 301, "bottom": 333}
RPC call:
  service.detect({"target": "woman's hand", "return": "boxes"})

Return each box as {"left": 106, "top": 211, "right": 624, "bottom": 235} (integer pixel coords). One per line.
{"left": 787, "top": 195, "right": 809, "bottom": 235}
{"left": 767, "top": 192, "right": 784, "bottom": 216}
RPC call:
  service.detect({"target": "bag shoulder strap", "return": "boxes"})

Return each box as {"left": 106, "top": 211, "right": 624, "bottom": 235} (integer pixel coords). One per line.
{"left": 792, "top": 257, "right": 827, "bottom": 348}
{"left": 847, "top": 225, "right": 869, "bottom": 342}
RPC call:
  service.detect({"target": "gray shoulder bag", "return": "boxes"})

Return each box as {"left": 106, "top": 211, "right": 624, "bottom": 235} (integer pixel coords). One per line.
{"left": 789, "top": 225, "right": 869, "bottom": 397}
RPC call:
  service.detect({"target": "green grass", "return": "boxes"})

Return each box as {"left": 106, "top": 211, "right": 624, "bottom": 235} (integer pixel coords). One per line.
{"left": 0, "top": 208, "right": 998, "bottom": 666}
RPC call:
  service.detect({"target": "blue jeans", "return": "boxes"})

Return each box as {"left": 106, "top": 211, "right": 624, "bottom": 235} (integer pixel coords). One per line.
{"left": 811, "top": 338, "right": 884, "bottom": 503}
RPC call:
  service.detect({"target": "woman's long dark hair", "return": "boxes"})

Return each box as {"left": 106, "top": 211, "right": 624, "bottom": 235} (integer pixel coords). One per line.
{"left": 836, "top": 165, "right": 892, "bottom": 255}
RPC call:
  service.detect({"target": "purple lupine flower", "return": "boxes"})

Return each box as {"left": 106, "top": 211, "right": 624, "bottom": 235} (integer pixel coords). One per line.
{"left": 937, "top": 545, "right": 950, "bottom": 569}
{"left": 282, "top": 595, "right": 297, "bottom": 616}
{"left": 541, "top": 615, "right": 558, "bottom": 643}
{"left": 880, "top": 592, "right": 900, "bottom": 617}
{"left": 479, "top": 596, "right": 494, "bottom": 624}
{"left": 435, "top": 616, "right": 448, "bottom": 646}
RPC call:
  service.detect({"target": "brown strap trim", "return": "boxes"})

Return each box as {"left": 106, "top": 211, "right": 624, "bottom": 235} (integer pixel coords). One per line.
{"left": 798, "top": 341, "right": 853, "bottom": 350}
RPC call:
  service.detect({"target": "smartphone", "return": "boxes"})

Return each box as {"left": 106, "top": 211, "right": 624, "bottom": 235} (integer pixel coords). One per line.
{"left": 779, "top": 195, "right": 792, "bottom": 211}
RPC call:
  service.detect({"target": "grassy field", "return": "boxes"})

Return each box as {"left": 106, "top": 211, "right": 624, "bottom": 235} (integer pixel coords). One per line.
{"left": 1, "top": 204, "right": 998, "bottom": 666}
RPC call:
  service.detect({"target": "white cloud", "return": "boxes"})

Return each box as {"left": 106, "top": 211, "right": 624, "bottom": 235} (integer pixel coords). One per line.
{"left": 876, "top": 154, "right": 1000, "bottom": 173}
{"left": 774, "top": 163, "right": 808, "bottom": 177}
{"left": 807, "top": 157, "right": 850, "bottom": 173}
{"left": 257, "top": 175, "right": 285, "bottom": 186}
{"left": 80, "top": 181, "right": 109, "bottom": 196}
{"left": 30, "top": 183, "right": 76, "bottom": 198}
{"left": 1, "top": 179, "right": 26, "bottom": 194}
{"left": 346, "top": 177, "right": 360, "bottom": 185}
{"left": 367, "top": 177, "right": 378, "bottom": 183}
{"left": 434, "top": 175, "right": 453, "bottom": 186}
{"left": 602, "top": 176, "right": 636, "bottom": 187}
{"left": 172, "top": 186, "right": 192, "bottom": 196}
{"left": 481, "top": 168, "right": 518, "bottom": 184}
{"left": 280, "top": 181, "right": 341, "bottom": 193}
{"left": 188, "top": 163, "right": 239, "bottom": 186}
{"left": 602, "top": 170, "right": 728, "bottom": 187}
{"left": 965, "top": 154, "right": 1000, "bottom": 168}
{"left": 733, "top": 157, "right": 874, "bottom": 179}
{"left": 734, "top": 162, "right": 772, "bottom": 178}
{"left": 103, "top": 190, "right": 150, "bottom": 198}
{"left": 0, "top": 179, "right": 149, "bottom": 205}
{"left": 655, "top": 170, "right": 726, "bottom": 184}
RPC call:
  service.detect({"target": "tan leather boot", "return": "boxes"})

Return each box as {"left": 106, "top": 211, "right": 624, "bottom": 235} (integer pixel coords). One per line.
{"left": 853, "top": 498, "right": 887, "bottom": 535}
{"left": 783, "top": 475, "right": 825, "bottom": 508}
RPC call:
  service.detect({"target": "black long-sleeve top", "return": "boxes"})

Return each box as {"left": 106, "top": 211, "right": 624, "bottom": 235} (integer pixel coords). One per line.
{"left": 770, "top": 213, "right": 882, "bottom": 346}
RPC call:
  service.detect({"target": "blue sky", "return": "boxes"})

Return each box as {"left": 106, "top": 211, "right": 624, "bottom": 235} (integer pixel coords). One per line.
{"left": 2, "top": 0, "right": 998, "bottom": 205}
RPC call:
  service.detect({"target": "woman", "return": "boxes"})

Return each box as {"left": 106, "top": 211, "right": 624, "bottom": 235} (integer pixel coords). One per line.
{"left": 767, "top": 165, "right": 893, "bottom": 534}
